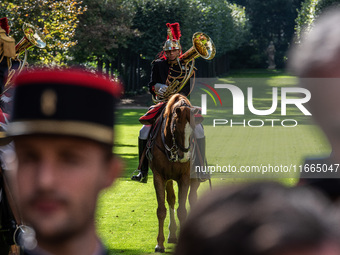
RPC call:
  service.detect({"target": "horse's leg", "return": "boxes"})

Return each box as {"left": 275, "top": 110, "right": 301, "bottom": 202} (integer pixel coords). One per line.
{"left": 153, "top": 173, "right": 166, "bottom": 253}
{"left": 177, "top": 177, "right": 190, "bottom": 228}
{"left": 189, "top": 178, "right": 200, "bottom": 208}
{"left": 165, "top": 180, "right": 177, "bottom": 243}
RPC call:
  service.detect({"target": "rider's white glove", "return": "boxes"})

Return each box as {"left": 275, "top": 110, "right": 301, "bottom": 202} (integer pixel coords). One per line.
{"left": 158, "top": 86, "right": 167, "bottom": 95}
{"left": 155, "top": 83, "right": 168, "bottom": 96}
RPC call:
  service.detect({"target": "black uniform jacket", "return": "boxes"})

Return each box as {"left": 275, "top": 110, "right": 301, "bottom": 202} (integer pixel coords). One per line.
{"left": 148, "top": 58, "right": 191, "bottom": 97}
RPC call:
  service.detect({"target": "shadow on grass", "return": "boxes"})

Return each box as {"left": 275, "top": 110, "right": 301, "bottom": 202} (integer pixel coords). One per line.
{"left": 116, "top": 153, "right": 139, "bottom": 178}
{"left": 115, "top": 109, "right": 146, "bottom": 125}
{"left": 115, "top": 143, "right": 137, "bottom": 148}
{"left": 115, "top": 153, "right": 154, "bottom": 181}
{"left": 108, "top": 247, "right": 175, "bottom": 255}
{"left": 107, "top": 248, "right": 146, "bottom": 255}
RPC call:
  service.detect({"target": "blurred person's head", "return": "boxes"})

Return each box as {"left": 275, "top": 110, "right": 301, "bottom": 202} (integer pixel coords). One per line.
{"left": 5, "top": 69, "right": 123, "bottom": 255}
{"left": 174, "top": 182, "right": 340, "bottom": 255}
{"left": 288, "top": 8, "right": 340, "bottom": 162}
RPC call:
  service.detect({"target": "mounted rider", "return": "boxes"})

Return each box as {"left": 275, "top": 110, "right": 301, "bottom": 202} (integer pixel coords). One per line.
{"left": 0, "top": 17, "right": 21, "bottom": 255}
{"left": 131, "top": 22, "right": 210, "bottom": 183}
{"left": 0, "top": 18, "right": 47, "bottom": 255}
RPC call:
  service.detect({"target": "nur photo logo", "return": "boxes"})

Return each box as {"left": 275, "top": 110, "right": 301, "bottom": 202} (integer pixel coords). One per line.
{"left": 194, "top": 78, "right": 311, "bottom": 128}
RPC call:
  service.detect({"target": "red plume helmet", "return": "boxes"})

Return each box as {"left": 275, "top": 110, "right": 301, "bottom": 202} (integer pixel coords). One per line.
{"left": 163, "top": 22, "right": 181, "bottom": 51}
{"left": 167, "top": 22, "right": 181, "bottom": 41}
{"left": 0, "top": 17, "right": 10, "bottom": 34}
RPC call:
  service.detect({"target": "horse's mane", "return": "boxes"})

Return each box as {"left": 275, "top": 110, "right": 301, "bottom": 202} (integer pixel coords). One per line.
{"left": 164, "top": 94, "right": 191, "bottom": 131}
{"left": 164, "top": 94, "right": 191, "bottom": 118}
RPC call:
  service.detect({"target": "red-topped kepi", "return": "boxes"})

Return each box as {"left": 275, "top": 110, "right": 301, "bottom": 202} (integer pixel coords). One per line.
{"left": 6, "top": 68, "right": 123, "bottom": 146}
{"left": 0, "top": 17, "right": 10, "bottom": 35}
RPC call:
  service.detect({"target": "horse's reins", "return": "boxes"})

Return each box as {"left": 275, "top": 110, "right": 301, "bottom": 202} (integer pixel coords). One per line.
{"left": 172, "top": 120, "right": 190, "bottom": 153}
{"left": 161, "top": 102, "right": 191, "bottom": 162}
{"left": 137, "top": 99, "right": 213, "bottom": 190}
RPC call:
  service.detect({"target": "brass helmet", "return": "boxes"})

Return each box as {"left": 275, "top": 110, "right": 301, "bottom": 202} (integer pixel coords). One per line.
{"left": 163, "top": 23, "right": 181, "bottom": 51}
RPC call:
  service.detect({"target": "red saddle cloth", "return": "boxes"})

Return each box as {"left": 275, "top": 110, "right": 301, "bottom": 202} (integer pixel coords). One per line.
{"left": 139, "top": 102, "right": 166, "bottom": 125}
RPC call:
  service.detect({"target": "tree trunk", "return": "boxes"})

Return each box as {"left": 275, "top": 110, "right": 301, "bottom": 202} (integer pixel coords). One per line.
{"left": 105, "top": 60, "right": 110, "bottom": 76}
{"left": 97, "top": 57, "right": 103, "bottom": 73}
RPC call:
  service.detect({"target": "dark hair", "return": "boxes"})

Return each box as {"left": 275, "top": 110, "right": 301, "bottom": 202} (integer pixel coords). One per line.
{"left": 174, "top": 182, "right": 340, "bottom": 255}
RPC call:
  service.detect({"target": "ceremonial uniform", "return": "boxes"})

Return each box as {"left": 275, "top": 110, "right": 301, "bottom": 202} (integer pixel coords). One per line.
{"left": 148, "top": 59, "right": 170, "bottom": 97}
{"left": 0, "top": 17, "right": 16, "bottom": 94}
{"left": 131, "top": 22, "right": 207, "bottom": 183}
{"left": 148, "top": 58, "right": 191, "bottom": 98}
{"left": 0, "top": 17, "right": 21, "bottom": 255}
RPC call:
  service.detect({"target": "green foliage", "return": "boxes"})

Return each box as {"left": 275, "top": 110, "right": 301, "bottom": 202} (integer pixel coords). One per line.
{"left": 130, "top": 0, "right": 250, "bottom": 60}
{"left": 295, "top": 0, "right": 340, "bottom": 42}
{"left": 295, "top": 0, "right": 320, "bottom": 42}
{"left": 198, "top": 1, "right": 250, "bottom": 56}
{"left": 131, "top": 0, "right": 194, "bottom": 60}
{"left": 241, "top": 0, "right": 301, "bottom": 68}
{"left": 0, "top": 0, "right": 86, "bottom": 65}
{"left": 0, "top": 0, "right": 251, "bottom": 78}
{"left": 69, "top": 0, "right": 137, "bottom": 64}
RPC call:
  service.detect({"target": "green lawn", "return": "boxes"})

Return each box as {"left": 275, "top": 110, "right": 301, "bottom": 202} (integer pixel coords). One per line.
{"left": 96, "top": 70, "right": 331, "bottom": 254}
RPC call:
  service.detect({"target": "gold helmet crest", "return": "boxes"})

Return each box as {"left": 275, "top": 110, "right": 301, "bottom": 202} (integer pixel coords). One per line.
{"left": 163, "top": 23, "right": 181, "bottom": 51}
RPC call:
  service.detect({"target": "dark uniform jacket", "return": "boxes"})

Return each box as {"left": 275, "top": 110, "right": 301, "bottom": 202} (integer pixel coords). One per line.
{"left": 148, "top": 58, "right": 191, "bottom": 98}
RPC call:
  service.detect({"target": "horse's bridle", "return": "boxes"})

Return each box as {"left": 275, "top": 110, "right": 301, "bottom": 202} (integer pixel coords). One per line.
{"left": 161, "top": 102, "right": 192, "bottom": 162}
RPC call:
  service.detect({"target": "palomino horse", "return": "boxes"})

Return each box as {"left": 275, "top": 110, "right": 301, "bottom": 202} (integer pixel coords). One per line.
{"left": 148, "top": 94, "right": 202, "bottom": 253}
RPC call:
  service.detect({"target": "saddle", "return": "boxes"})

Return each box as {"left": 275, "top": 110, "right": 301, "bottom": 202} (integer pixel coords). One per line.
{"left": 144, "top": 107, "right": 165, "bottom": 162}
{"left": 139, "top": 102, "right": 166, "bottom": 125}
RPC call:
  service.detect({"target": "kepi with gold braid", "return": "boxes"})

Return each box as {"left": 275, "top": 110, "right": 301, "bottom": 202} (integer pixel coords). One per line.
{"left": 7, "top": 69, "right": 122, "bottom": 146}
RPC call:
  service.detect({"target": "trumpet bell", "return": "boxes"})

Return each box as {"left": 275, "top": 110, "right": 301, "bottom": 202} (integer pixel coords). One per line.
{"left": 15, "top": 23, "right": 46, "bottom": 56}
{"left": 192, "top": 32, "right": 216, "bottom": 60}
{"left": 180, "top": 32, "right": 216, "bottom": 63}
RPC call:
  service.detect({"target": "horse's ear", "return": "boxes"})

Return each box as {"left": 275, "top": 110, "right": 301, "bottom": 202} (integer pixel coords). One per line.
{"left": 190, "top": 107, "right": 203, "bottom": 124}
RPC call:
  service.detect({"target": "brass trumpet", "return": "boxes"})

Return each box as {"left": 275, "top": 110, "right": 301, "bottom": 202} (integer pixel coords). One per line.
{"left": 153, "top": 32, "right": 216, "bottom": 103}
{"left": 15, "top": 23, "right": 46, "bottom": 57}
{"left": 4, "top": 23, "right": 46, "bottom": 89}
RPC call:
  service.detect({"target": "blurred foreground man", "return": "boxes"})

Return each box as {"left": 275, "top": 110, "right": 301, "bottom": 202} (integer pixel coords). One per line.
{"left": 4, "top": 69, "right": 123, "bottom": 255}
{"left": 174, "top": 182, "right": 340, "bottom": 255}
{"left": 289, "top": 8, "right": 340, "bottom": 200}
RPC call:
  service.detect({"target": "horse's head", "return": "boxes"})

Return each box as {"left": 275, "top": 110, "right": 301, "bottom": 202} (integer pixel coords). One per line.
{"left": 164, "top": 94, "right": 203, "bottom": 162}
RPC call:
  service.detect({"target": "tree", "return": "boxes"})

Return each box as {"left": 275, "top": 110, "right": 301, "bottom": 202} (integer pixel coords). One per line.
{"left": 117, "top": 0, "right": 250, "bottom": 92}
{"left": 131, "top": 0, "right": 249, "bottom": 60}
{"left": 69, "top": 0, "right": 137, "bottom": 73}
{"left": 0, "top": 0, "right": 86, "bottom": 65}
{"left": 295, "top": 0, "right": 340, "bottom": 42}
{"left": 229, "top": 0, "right": 303, "bottom": 68}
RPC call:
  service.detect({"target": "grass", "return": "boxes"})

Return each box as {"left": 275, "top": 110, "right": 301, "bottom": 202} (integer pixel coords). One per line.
{"left": 96, "top": 69, "right": 331, "bottom": 254}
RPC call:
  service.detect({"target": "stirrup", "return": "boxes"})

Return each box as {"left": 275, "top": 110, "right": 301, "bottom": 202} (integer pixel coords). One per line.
{"left": 131, "top": 170, "right": 148, "bottom": 183}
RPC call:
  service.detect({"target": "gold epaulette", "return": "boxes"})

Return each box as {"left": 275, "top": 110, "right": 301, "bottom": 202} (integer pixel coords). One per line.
{"left": 0, "top": 28, "right": 16, "bottom": 60}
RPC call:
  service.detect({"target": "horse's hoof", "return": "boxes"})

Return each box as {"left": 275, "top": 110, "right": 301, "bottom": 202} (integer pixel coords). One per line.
{"left": 155, "top": 245, "right": 165, "bottom": 253}
{"left": 167, "top": 237, "right": 177, "bottom": 244}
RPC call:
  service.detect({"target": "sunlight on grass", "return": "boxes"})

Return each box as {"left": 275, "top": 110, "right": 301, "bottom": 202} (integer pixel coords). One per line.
{"left": 97, "top": 70, "right": 330, "bottom": 255}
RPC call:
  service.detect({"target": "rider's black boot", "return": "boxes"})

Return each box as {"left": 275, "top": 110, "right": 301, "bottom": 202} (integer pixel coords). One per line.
{"left": 131, "top": 138, "right": 148, "bottom": 183}
{"left": 194, "top": 137, "right": 210, "bottom": 182}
